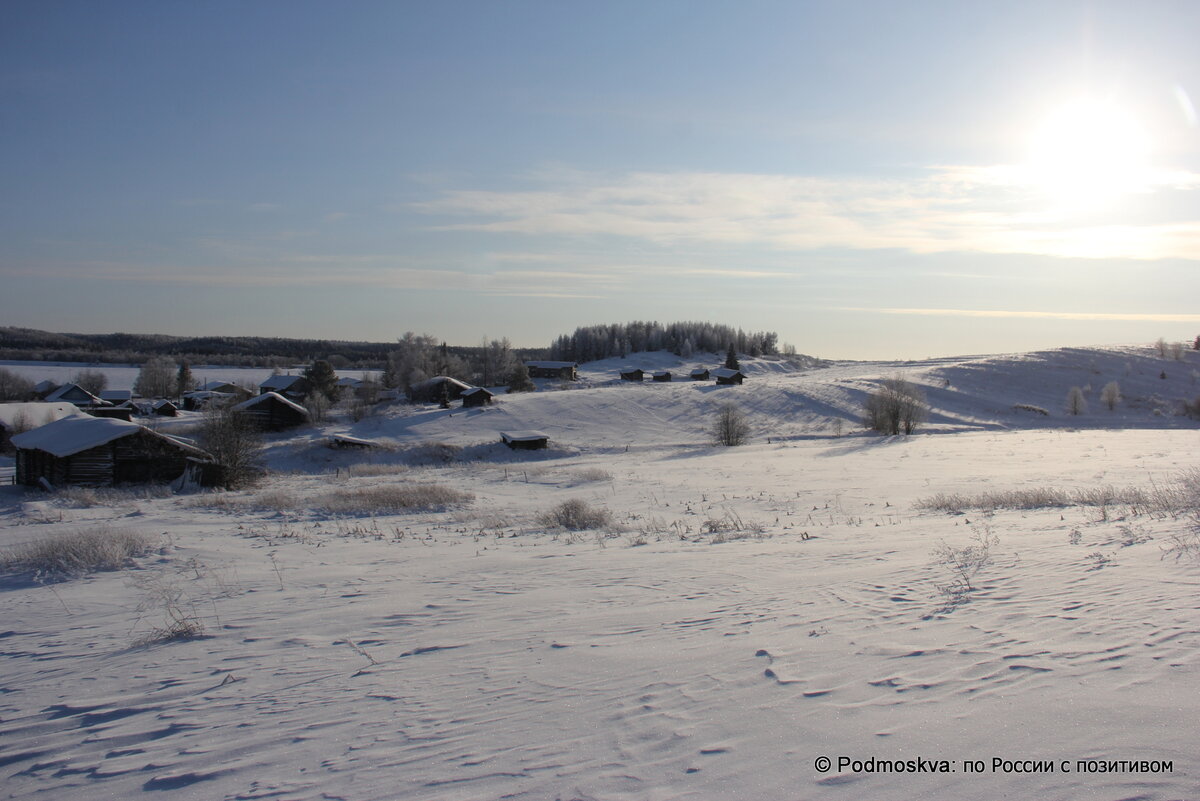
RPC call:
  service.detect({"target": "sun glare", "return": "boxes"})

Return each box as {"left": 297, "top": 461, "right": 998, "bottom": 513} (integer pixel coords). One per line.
{"left": 1024, "top": 97, "right": 1152, "bottom": 210}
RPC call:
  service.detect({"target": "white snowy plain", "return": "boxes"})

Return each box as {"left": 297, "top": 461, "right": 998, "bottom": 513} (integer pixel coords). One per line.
{"left": 1, "top": 345, "right": 1198, "bottom": 800}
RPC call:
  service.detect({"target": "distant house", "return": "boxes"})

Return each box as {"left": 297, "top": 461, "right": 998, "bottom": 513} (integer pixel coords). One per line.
{"left": 0, "top": 403, "right": 83, "bottom": 453}
{"left": 152, "top": 399, "right": 179, "bottom": 417}
{"left": 501, "top": 430, "right": 549, "bottom": 450}
{"left": 99, "top": 390, "right": 133, "bottom": 405}
{"left": 461, "top": 387, "right": 494, "bottom": 408}
{"left": 620, "top": 369, "right": 645, "bottom": 382}
{"left": 712, "top": 368, "right": 745, "bottom": 386}
{"left": 690, "top": 368, "right": 710, "bottom": 381}
{"left": 652, "top": 371, "right": 672, "bottom": 382}
{"left": 232, "top": 392, "right": 309, "bottom": 431}
{"left": 337, "top": 377, "right": 363, "bottom": 390}
{"left": 44, "top": 383, "right": 106, "bottom": 408}
{"left": 33, "top": 380, "right": 58, "bottom": 399}
{"left": 12, "top": 416, "right": 212, "bottom": 488}
{"left": 526, "top": 361, "right": 578, "bottom": 380}
{"left": 259, "top": 374, "right": 310, "bottom": 401}
{"left": 87, "top": 407, "right": 134, "bottom": 422}
{"left": 409, "top": 376, "right": 472, "bottom": 404}
{"left": 182, "top": 391, "right": 236, "bottom": 411}
{"left": 199, "top": 380, "right": 243, "bottom": 394}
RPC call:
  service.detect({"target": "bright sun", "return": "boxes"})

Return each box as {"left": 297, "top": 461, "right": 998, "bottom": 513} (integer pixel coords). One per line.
{"left": 1024, "top": 97, "right": 1152, "bottom": 209}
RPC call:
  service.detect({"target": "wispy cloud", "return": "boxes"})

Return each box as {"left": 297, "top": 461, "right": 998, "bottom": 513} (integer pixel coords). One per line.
{"left": 841, "top": 307, "right": 1200, "bottom": 322}
{"left": 413, "top": 167, "right": 1200, "bottom": 261}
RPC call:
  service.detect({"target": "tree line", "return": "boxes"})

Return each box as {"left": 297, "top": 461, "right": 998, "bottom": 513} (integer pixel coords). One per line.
{"left": 548, "top": 321, "right": 784, "bottom": 363}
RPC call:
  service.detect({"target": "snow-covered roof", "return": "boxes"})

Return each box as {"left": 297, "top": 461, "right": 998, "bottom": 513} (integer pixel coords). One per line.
{"left": 260, "top": 375, "right": 305, "bottom": 391}
{"left": 411, "top": 376, "right": 472, "bottom": 393}
{"left": 690, "top": 368, "right": 710, "bottom": 376}
{"left": 33, "top": 379, "right": 57, "bottom": 393}
{"left": 233, "top": 391, "right": 308, "bottom": 415}
{"left": 712, "top": 368, "right": 744, "bottom": 379}
{"left": 526, "top": 361, "right": 577, "bottom": 369}
{"left": 337, "top": 377, "right": 362, "bottom": 387}
{"left": 10, "top": 415, "right": 207, "bottom": 458}
{"left": 153, "top": 399, "right": 177, "bottom": 410}
{"left": 44, "top": 383, "right": 102, "bottom": 405}
{"left": 0, "top": 403, "right": 84, "bottom": 430}
{"left": 200, "top": 380, "right": 240, "bottom": 392}
{"left": 461, "top": 387, "right": 493, "bottom": 397}
{"left": 653, "top": 371, "right": 671, "bottom": 377}
{"left": 500, "top": 430, "right": 549, "bottom": 443}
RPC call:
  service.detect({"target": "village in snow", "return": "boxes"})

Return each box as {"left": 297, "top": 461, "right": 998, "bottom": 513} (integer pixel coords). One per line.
{"left": 1, "top": 338, "right": 1198, "bottom": 800}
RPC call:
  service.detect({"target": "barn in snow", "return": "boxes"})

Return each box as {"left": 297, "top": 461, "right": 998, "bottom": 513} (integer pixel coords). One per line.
{"left": 526, "top": 361, "right": 578, "bottom": 380}
{"left": 461, "top": 387, "right": 494, "bottom": 408}
{"left": 619, "top": 368, "right": 645, "bottom": 382}
{"left": 712, "top": 367, "right": 745, "bottom": 385}
{"left": 409, "top": 376, "right": 472, "bottom": 404}
{"left": 232, "top": 392, "right": 309, "bottom": 431}
{"left": 12, "top": 416, "right": 212, "bottom": 488}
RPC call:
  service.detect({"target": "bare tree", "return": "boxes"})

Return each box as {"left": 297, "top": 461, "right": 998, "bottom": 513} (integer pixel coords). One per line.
{"left": 1100, "top": 381, "right": 1121, "bottom": 411}
{"left": 72, "top": 369, "right": 108, "bottom": 395}
{"left": 712, "top": 402, "right": 750, "bottom": 446}
{"left": 1066, "top": 386, "right": 1088, "bottom": 416}
{"left": 134, "top": 357, "right": 176, "bottom": 398}
{"left": 0, "top": 367, "right": 34, "bottom": 401}
{"left": 198, "top": 406, "right": 263, "bottom": 489}
{"left": 863, "top": 376, "right": 927, "bottom": 435}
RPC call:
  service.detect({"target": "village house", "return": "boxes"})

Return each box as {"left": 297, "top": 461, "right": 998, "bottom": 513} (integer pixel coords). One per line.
{"left": 461, "top": 387, "right": 494, "bottom": 408}
{"left": 620, "top": 368, "right": 645, "bottom": 382}
{"left": 501, "top": 430, "right": 549, "bottom": 450}
{"left": 712, "top": 367, "right": 746, "bottom": 385}
{"left": 44, "top": 383, "right": 106, "bottom": 408}
{"left": 409, "top": 376, "right": 472, "bottom": 404}
{"left": 232, "top": 392, "right": 309, "bottom": 431}
{"left": 259, "top": 374, "right": 310, "bottom": 401}
{"left": 652, "top": 371, "right": 672, "bottom": 382}
{"left": 12, "top": 415, "right": 212, "bottom": 488}
{"left": 690, "top": 368, "right": 710, "bottom": 380}
{"left": 526, "top": 361, "right": 578, "bottom": 380}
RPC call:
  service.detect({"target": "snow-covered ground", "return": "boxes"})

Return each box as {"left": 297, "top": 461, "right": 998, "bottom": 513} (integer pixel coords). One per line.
{"left": 1, "top": 345, "right": 1198, "bottom": 800}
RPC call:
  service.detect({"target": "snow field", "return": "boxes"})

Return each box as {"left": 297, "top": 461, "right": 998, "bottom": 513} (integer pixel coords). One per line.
{"left": 0, "top": 345, "right": 1198, "bottom": 799}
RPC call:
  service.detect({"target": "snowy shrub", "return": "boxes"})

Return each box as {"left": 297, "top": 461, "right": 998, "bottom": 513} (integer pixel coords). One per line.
{"left": 932, "top": 525, "right": 998, "bottom": 595}
{"left": 199, "top": 405, "right": 264, "bottom": 489}
{"left": 571, "top": 468, "right": 614, "bottom": 484}
{"left": 405, "top": 442, "right": 463, "bottom": 465}
{"left": 1100, "top": 381, "right": 1122, "bottom": 411}
{"left": 318, "top": 484, "right": 473, "bottom": 514}
{"left": 711, "top": 402, "right": 750, "bottom": 446}
{"left": 1013, "top": 403, "right": 1049, "bottom": 416}
{"left": 343, "top": 462, "right": 410, "bottom": 478}
{"left": 863, "top": 377, "right": 927, "bottom": 435}
{"left": 1066, "top": 386, "right": 1088, "bottom": 416}
{"left": 0, "top": 527, "right": 154, "bottom": 578}
{"left": 538, "top": 498, "right": 612, "bottom": 531}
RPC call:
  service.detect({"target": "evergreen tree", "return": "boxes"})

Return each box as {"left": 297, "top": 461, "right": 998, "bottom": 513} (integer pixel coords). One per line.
{"left": 176, "top": 361, "right": 195, "bottom": 398}
{"left": 724, "top": 345, "right": 740, "bottom": 370}
{"left": 303, "top": 359, "right": 339, "bottom": 401}
{"left": 507, "top": 363, "right": 536, "bottom": 393}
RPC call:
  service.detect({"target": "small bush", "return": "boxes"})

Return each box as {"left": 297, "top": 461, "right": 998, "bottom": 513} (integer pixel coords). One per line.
{"left": 0, "top": 527, "right": 154, "bottom": 578}
{"left": 1066, "top": 386, "right": 1088, "bottom": 416}
{"left": 932, "top": 525, "right": 998, "bottom": 596}
{"left": 317, "top": 484, "right": 473, "bottom": 514}
{"left": 538, "top": 499, "right": 612, "bottom": 531}
{"left": 863, "top": 376, "right": 927, "bottom": 435}
{"left": 1013, "top": 403, "right": 1049, "bottom": 416}
{"left": 571, "top": 468, "right": 614, "bottom": 484}
{"left": 711, "top": 402, "right": 750, "bottom": 446}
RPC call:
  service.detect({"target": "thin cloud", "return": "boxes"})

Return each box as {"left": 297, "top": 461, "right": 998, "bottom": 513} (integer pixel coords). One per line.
{"left": 841, "top": 307, "right": 1200, "bottom": 322}
{"left": 413, "top": 167, "right": 1200, "bottom": 261}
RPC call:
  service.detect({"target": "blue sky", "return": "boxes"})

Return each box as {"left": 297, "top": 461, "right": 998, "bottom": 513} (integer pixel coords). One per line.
{"left": 2, "top": 1, "right": 1198, "bottom": 359}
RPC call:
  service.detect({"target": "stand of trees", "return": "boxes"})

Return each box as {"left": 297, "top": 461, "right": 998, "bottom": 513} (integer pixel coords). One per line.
{"left": 548, "top": 321, "right": 780, "bottom": 363}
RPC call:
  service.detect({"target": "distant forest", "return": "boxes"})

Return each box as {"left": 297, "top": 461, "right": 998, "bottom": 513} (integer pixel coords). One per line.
{"left": 0, "top": 321, "right": 811, "bottom": 373}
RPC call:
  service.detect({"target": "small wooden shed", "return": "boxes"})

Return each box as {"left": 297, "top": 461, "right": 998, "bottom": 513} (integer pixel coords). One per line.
{"left": 232, "top": 392, "right": 309, "bottom": 431}
{"left": 409, "top": 376, "right": 472, "bottom": 404}
{"left": 461, "top": 387, "right": 495, "bottom": 408}
{"left": 12, "top": 416, "right": 212, "bottom": 488}
{"left": 620, "top": 369, "right": 645, "bottom": 382}
{"left": 712, "top": 367, "right": 746, "bottom": 386}
{"left": 152, "top": 399, "right": 179, "bottom": 417}
{"left": 652, "top": 371, "right": 672, "bottom": 382}
{"left": 526, "top": 361, "right": 578, "bottom": 380}
{"left": 501, "top": 430, "right": 549, "bottom": 450}
{"left": 690, "top": 368, "right": 710, "bottom": 381}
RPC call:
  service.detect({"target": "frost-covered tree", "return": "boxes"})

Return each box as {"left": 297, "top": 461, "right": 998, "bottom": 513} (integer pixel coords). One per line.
{"left": 724, "top": 345, "right": 740, "bottom": 370}
{"left": 507, "top": 363, "right": 535, "bottom": 393}
{"left": 303, "top": 359, "right": 339, "bottom": 401}
{"left": 712, "top": 402, "right": 750, "bottom": 446}
{"left": 176, "top": 361, "right": 195, "bottom": 398}
{"left": 1100, "top": 381, "right": 1121, "bottom": 411}
{"left": 0, "top": 367, "right": 34, "bottom": 401}
{"left": 72, "top": 369, "right": 108, "bottom": 396}
{"left": 1066, "top": 386, "right": 1088, "bottom": 416}
{"left": 134, "top": 357, "right": 175, "bottom": 398}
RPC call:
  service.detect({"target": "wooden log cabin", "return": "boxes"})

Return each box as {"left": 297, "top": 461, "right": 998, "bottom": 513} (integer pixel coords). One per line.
{"left": 12, "top": 416, "right": 212, "bottom": 488}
